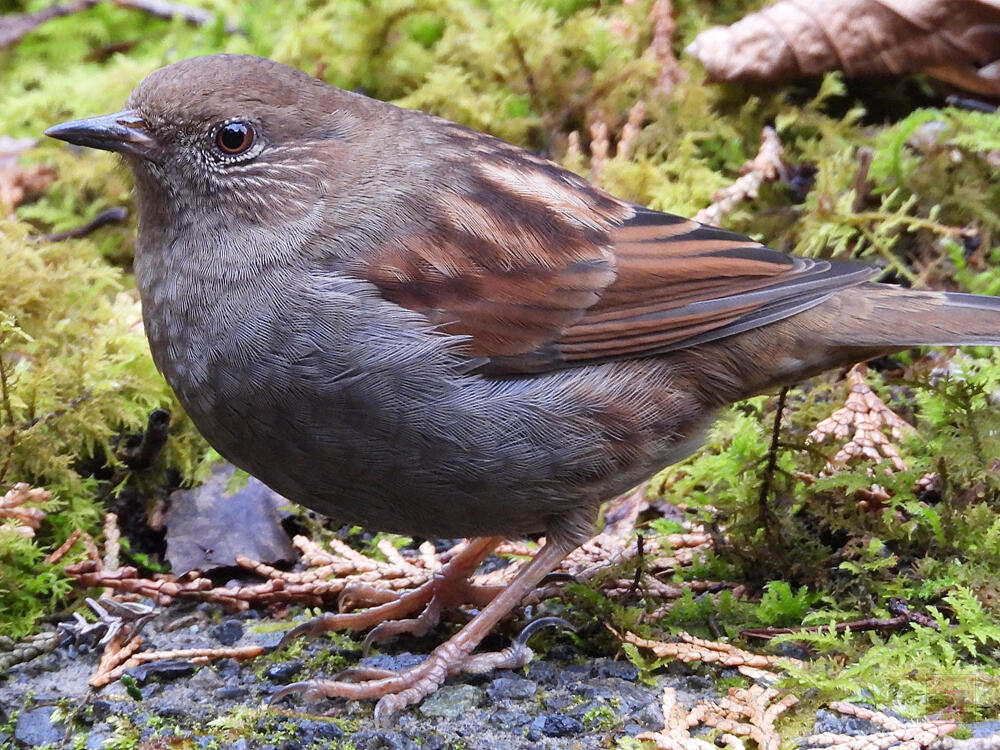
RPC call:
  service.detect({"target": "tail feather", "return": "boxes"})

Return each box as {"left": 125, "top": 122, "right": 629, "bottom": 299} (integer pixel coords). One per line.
{"left": 834, "top": 284, "right": 1000, "bottom": 349}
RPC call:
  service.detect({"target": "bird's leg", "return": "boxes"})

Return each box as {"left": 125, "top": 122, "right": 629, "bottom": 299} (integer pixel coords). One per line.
{"left": 277, "top": 536, "right": 503, "bottom": 649}
{"left": 271, "top": 537, "right": 574, "bottom": 726}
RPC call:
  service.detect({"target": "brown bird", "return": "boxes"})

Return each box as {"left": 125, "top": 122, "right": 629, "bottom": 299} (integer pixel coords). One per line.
{"left": 46, "top": 54, "right": 1000, "bottom": 724}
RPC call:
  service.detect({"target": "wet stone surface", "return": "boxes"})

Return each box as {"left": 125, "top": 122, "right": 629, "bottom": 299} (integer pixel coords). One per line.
{"left": 0, "top": 601, "right": 983, "bottom": 749}
{"left": 0, "top": 602, "right": 681, "bottom": 749}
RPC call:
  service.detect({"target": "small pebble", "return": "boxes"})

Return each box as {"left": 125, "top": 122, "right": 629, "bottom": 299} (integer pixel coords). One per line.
{"left": 265, "top": 660, "right": 303, "bottom": 684}
{"left": 418, "top": 684, "right": 484, "bottom": 719}
{"left": 351, "top": 728, "right": 419, "bottom": 750}
{"left": 487, "top": 676, "right": 537, "bottom": 701}
{"left": 594, "top": 658, "right": 639, "bottom": 681}
{"left": 210, "top": 619, "right": 244, "bottom": 646}
{"left": 531, "top": 714, "right": 584, "bottom": 738}
{"left": 14, "top": 705, "right": 64, "bottom": 747}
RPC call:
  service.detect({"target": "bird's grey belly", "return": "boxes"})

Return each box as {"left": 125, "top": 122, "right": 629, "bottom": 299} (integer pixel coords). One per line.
{"left": 144, "top": 272, "right": 713, "bottom": 540}
{"left": 169, "top": 356, "right": 713, "bottom": 540}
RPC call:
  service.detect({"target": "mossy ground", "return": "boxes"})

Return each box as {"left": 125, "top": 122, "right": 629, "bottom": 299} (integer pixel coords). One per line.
{"left": 2, "top": 0, "right": 1000, "bottom": 741}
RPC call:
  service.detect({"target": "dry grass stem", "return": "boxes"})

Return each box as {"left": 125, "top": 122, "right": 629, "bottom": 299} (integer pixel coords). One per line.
{"left": 616, "top": 100, "right": 647, "bottom": 159}
{"left": 589, "top": 114, "right": 610, "bottom": 179}
{"left": 91, "top": 641, "right": 265, "bottom": 687}
{"left": 103, "top": 512, "right": 121, "bottom": 571}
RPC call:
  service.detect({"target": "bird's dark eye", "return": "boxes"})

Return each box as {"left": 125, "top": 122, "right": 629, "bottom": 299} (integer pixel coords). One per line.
{"left": 216, "top": 122, "right": 254, "bottom": 155}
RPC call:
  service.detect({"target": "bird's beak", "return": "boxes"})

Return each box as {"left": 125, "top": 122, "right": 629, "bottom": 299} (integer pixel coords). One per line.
{"left": 44, "top": 110, "right": 158, "bottom": 161}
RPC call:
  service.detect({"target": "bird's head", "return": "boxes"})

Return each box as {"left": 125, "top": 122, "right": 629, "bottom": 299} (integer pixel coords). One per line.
{"left": 45, "top": 54, "right": 372, "bottom": 222}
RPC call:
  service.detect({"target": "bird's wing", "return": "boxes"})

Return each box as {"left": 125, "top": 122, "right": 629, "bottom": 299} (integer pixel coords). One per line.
{"left": 350, "top": 128, "right": 878, "bottom": 374}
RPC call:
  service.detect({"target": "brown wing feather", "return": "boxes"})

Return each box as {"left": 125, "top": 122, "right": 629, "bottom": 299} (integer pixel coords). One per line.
{"left": 547, "top": 207, "right": 879, "bottom": 367}
{"left": 350, "top": 123, "right": 878, "bottom": 374}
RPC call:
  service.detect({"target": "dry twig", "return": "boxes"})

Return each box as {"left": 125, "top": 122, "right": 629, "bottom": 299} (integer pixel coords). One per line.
{"left": 40, "top": 206, "right": 129, "bottom": 242}
{"left": 742, "top": 597, "right": 937, "bottom": 641}
{"left": 589, "top": 114, "right": 610, "bottom": 179}
{"left": 801, "top": 701, "right": 958, "bottom": 750}
{"left": 693, "top": 127, "right": 784, "bottom": 227}
{"left": 648, "top": 0, "right": 685, "bottom": 94}
{"left": 66, "top": 483, "right": 717, "bottom": 616}
{"left": 613, "top": 628, "right": 801, "bottom": 676}
{"left": 91, "top": 642, "right": 266, "bottom": 687}
{"left": 0, "top": 0, "right": 98, "bottom": 49}
{"left": 638, "top": 685, "right": 798, "bottom": 750}
{"left": 0, "top": 483, "right": 49, "bottom": 537}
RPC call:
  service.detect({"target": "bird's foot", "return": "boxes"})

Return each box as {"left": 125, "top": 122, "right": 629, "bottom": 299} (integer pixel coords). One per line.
{"left": 277, "top": 537, "right": 503, "bottom": 652}
{"left": 270, "top": 616, "right": 570, "bottom": 726}
{"left": 271, "top": 536, "right": 575, "bottom": 725}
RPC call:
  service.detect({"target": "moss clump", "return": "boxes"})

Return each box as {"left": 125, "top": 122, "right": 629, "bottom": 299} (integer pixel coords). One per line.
{"left": 0, "top": 220, "right": 206, "bottom": 636}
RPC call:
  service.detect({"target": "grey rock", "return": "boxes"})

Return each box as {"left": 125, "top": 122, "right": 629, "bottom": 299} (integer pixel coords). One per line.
{"left": 593, "top": 658, "right": 639, "bottom": 681}
{"left": 85, "top": 728, "right": 115, "bottom": 749}
{"left": 211, "top": 619, "right": 244, "bottom": 646}
{"left": 216, "top": 685, "right": 250, "bottom": 700}
{"left": 544, "top": 693, "right": 575, "bottom": 711}
{"left": 813, "top": 708, "right": 882, "bottom": 736}
{"left": 970, "top": 722, "right": 1000, "bottom": 739}
{"left": 418, "top": 684, "right": 484, "bottom": 719}
{"left": 265, "top": 659, "right": 303, "bottom": 683}
{"left": 631, "top": 698, "right": 665, "bottom": 729}
{"left": 584, "top": 677, "right": 656, "bottom": 710}
{"left": 293, "top": 718, "right": 346, "bottom": 740}
{"left": 490, "top": 710, "right": 533, "bottom": 727}
{"left": 526, "top": 661, "right": 556, "bottom": 684}
{"left": 89, "top": 700, "right": 114, "bottom": 722}
{"left": 684, "top": 674, "right": 714, "bottom": 691}
{"left": 351, "top": 728, "right": 419, "bottom": 750}
{"left": 361, "top": 652, "right": 426, "bottom": 672}
{"left": 408, "top": 733, "right": 446, "bottom": 750}
{"left": 552, "top": 663, "right": 591, "bottom": 686}
{"left": 14, "top": 705, "right": 64, "bottom": 747}
{"left": 189, "top": 665, "right": 224, "bottom": 689}
{"left": 531, "top": 713, "right": 584, "bottom": 737}
{"left": 487, "top": 676, "right": 537, "bottom": 701}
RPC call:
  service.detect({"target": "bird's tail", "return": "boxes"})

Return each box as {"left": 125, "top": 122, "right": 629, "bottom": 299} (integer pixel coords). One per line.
{"left": 828, "top": 283, "right": 1000, "bottom": 350}
{"left": 698, "top": 282, "right": 1000, "bottom": 403}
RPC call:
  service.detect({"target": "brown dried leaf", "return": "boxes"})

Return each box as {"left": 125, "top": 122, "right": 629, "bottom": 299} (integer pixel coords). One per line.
{"left": 686, "top": 0, "right": 1000, "bottom": 98}
{"left": 164, "top": 463, "right": 296, "bottom": 575}
{"left": 0, "top": 138, "right": 56, "bottom": 216}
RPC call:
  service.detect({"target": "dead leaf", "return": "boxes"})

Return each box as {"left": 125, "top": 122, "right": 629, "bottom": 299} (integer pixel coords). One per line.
{"left": 164, "top": 463, "right": 296, "bottom": 575}
{"left": 686, "top": 0, "right": 1000, "bottom": 98}
{"left": 0, "top": 136, "right": 56, "bottom": 215}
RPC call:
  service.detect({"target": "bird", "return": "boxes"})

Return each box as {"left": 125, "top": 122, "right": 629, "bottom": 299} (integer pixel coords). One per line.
{"left": 45, "top": 53, "right": 1000, "bottom": 725}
